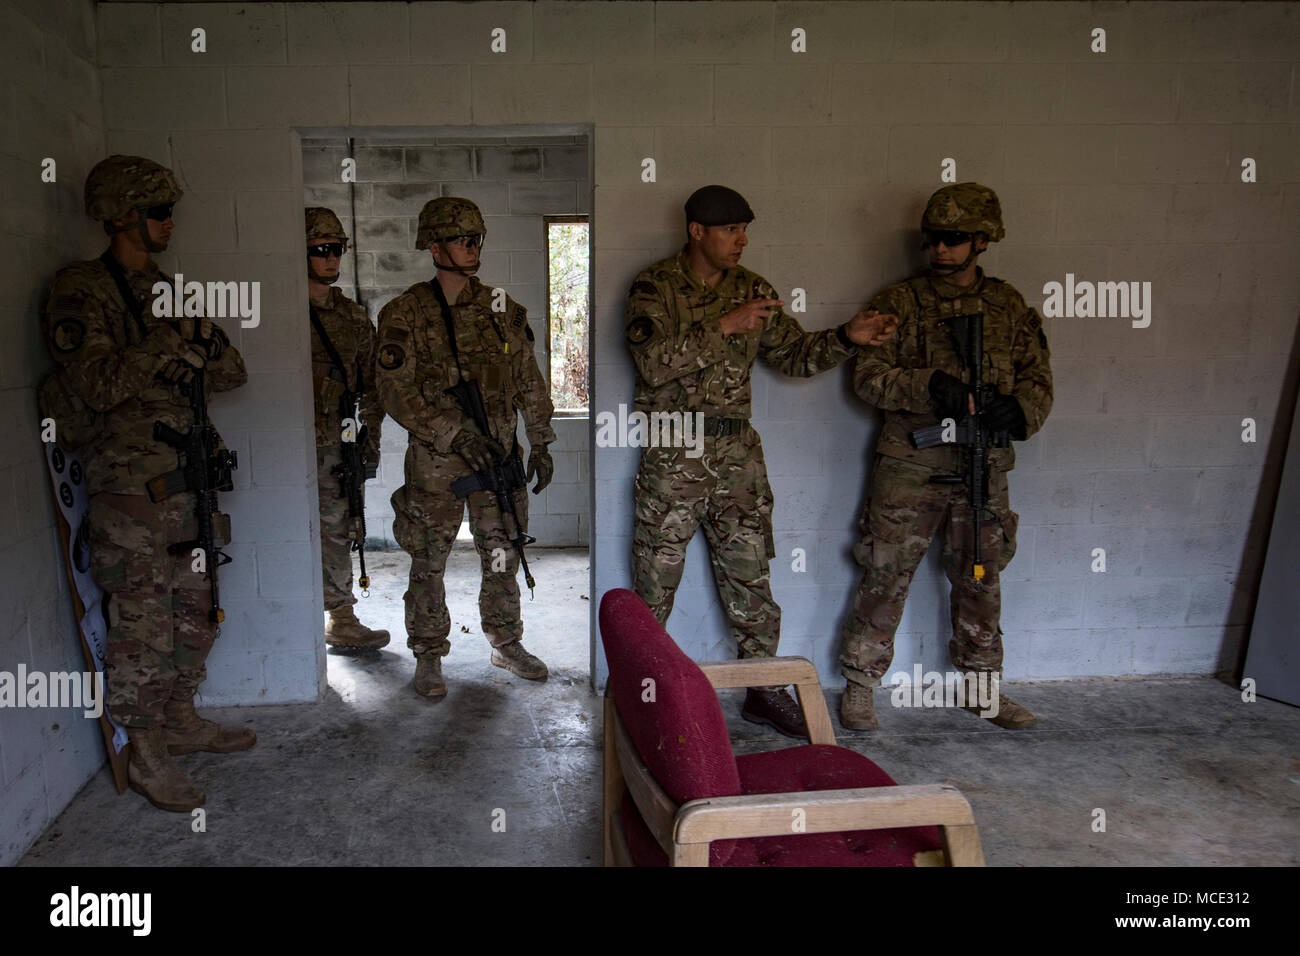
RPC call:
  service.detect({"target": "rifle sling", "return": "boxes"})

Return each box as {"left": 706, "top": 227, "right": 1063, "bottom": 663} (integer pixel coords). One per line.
{"left": 309, "top": 304, "right": 356, "bottom": 392}
{"left": 99, "top": 250, "right": 149, "bottom": 343}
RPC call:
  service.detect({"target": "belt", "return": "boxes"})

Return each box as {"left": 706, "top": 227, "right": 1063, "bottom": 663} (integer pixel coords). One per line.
{"left": 699, "top": 416, "right": 749, "bottom": 438}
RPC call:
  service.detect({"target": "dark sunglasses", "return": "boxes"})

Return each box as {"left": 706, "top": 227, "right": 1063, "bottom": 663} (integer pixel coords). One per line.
{"left": 145, "top": 203, "right": 175, "bottom": 222}
{"left": 444, "top": 234, "right": 483, "bottom": 249}
{"left": 923, "top": 229, "right": 973, "bottom": 248}
{"left": 308, "top": 242, "right": 347, "bottom": 258}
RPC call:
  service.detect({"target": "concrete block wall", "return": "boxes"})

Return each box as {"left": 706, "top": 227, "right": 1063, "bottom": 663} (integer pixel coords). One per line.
{"left": 300, "top": 133, "right": 591, "bottom": 547}
{"left": 583, "top": 0, "right": 1300, "bottom": 687}
{"left": 0, "top": 0, "right": 106, "bottom": 868}
{"left": 2, "top": 5, "right": 1294, "bottom": 865}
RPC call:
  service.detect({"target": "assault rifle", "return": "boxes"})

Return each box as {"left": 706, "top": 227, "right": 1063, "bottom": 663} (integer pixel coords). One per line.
{"left": 145, "top": 366, "right": 237, "bottom": 624}
{"left": 333, "top": 387, "right": 371, "bottom": 593}
{"left": 446, "top": 378, "right": 536, "bottom": 597}
{"left": 909, "top": 312, "right": 1010, "bottom": 582}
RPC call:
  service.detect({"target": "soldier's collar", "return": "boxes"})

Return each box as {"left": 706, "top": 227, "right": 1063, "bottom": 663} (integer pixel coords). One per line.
{"left": 676, "top": 248, "right": 727, "bottom": 292}
{"left": 929, "top": 266, "right": 985, "bottom": 299}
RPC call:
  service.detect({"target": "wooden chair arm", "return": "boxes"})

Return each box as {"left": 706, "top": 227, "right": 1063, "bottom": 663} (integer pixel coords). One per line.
{"left": 697, "top": 657, "right": 836, "bottom": 745}
{"left": 673, "top": 783, "right": 983, "bottom": 866}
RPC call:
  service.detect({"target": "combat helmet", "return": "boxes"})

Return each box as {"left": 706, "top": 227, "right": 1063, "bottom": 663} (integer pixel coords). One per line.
{"left": 921, "top": 182, "right": 1004, "bottom": 242}
{"left": 415, "top": 197, "right": 486, "bottom": 249}
{"left": 84, "top": 154, "right": 183, "bottom": 225}
{"left": 305, "top": 206, "right": 348, "bottom": 244}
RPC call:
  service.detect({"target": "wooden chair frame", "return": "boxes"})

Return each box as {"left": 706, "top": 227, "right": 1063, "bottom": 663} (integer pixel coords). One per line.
{"left": 602, "top": 656, "right": 984, "bottom": 867}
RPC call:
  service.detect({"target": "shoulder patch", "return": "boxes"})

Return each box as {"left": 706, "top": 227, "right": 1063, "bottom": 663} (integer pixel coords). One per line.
{"left": 525, "top": 325, "right": 535, "bottom": 343}
{"left": 382, "top": 325, "right": 409, "bottom": 343}
{"left": 50, "top": 294, "right": 86, "bottom": 316}
{"left": 626, "top": 316, "right": 654, "bottom": 345}
{"left": 629, "top": 279, "right": 658, "bottom": 298}
{"left": 378, "top": 343, "right": 406, "bottom": 371}
{"left": 51, "top": 317, "right": 86, "bottom": 354}
{"left": 1038, "top": 328, "right": 1048, "bottom": 349}
{"left": 511, "top": 304, "right": 526, "bottom": 329}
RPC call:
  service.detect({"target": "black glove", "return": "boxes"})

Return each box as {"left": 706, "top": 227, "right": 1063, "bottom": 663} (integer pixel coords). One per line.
{"left": 526, "top": 444, "right": 554, "bottom": 494}
{"left": 451, "top": 430, "right": 505, "bottom": 473}
{"left": 984, "top": 392, "right": 1028, "bottom": 440}
{"left": 928, "top": 370, "right": 969, "bottom": 419}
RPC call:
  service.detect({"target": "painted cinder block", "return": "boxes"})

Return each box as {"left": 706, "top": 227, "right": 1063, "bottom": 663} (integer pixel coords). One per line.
{"left": 508, "top": 181, "right": 578, "bottom": 216}
{"left": 1179, "top": 63, "right": 1292, "bottom": 124}
{"left": 715, "top": 64, "right": 832, "bottom": 126}
{"left": 887, "top": 126, "right": 1005, "bottom": 189}
{"left": 405, "top": 146, "right": 474, "bottom": 182}
{"left": 655, "top": 1, "right": 773, "bottom": 63}
{"left": 409, "top": 0, "right": 533, "bottom": 63}
{"left": 172, "top": 130, "right": 295, "bottom": 190}
{"left": 162, "top": 3, "right": 287, "bottom": 66}
{"left": 1083, "top": 576, "right": 1188, "bottom": 629}
{"left": 287, "top": 1, "right": 409, "bottom": 65}
{"left": 349, "top": 65, "right": 470, "bottom": 126}
{"left": 471, "top": 65, "right": 592, "bottom": 125}
{"left": 593, "top": 64, "right": 713, "bottom": 126}
{"left": 97, "top": 1, "right": 162, "bottom": 67}
{"left": 102, "top": 68, "right": 225, "bottom": 130}
{"left": 535, "top": 0, "right": 654, "bottom": 62}
{"left": 1062, "top": 62, "right": 1178, "bottom": 125}
{"left": 1090, "top": 469, "right": 1198, "bottom": 527}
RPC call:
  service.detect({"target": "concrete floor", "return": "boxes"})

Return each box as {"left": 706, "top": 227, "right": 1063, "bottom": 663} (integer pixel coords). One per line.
{"left": 19, "top": 547, "right": 1300, "bottom": 867}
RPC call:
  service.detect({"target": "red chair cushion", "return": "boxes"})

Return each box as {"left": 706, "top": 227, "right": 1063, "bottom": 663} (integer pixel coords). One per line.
{"left": 620, "top": 745, "right": 943, "bottom": 867}
{"left": 599, "top": 589, "right": 744, "bottom": 866}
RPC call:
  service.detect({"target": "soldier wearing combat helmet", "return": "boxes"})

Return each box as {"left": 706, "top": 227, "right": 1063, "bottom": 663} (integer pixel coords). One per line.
{"left": 624, "top": 185, "right": 897, "bottom": 739}
{"left": 376, "top": 196, "right": 556, "bottom": 698}
{"left": 41, "top": 155, "right": 251, "bottom": 811}
{"left": 304, "top": 207, "right": 388, "bottom": 649}
{"left": 836, "top": 182, "right": 1054, "bottom": 732}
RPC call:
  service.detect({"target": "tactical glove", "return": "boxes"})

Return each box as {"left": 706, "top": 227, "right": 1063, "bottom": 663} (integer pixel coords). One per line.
{"left": 984, "top": 392, "right": 1028, "bottom": 440}
{"left": 451, "top": 430, "right": 505, "bottom": 473}
{"left": 928, "top": 370, "right": 970, "bottom": 419}
{"left": 156, "top": 358, "right": 195, "bottom": 387}
{"left": 526, "top": 444, "right": 554, "bottom": 494}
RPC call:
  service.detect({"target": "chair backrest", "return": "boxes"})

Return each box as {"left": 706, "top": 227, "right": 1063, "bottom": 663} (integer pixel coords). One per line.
{"left": 599, "top": 589, "right": 742, "bottom": 806}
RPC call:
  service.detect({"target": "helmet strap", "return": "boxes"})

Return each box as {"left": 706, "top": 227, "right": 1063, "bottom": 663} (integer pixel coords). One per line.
{"left": 431, "top": 241, "right": 479, "bottom": 276}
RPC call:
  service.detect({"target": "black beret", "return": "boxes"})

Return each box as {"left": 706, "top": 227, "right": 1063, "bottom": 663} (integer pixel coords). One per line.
{"left": 685, "top": 185, "right": 754, "bottom": 228}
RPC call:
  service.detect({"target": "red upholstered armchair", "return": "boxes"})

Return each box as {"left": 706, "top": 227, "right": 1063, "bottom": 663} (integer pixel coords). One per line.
{"left": 599, "top": 589, "right": 984, "bottom": 867}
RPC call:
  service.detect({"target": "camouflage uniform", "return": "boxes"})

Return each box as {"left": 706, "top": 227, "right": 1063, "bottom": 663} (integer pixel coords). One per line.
{"left": 626, "top": 249, "right": 856, "bottom": 656}
{"left": 42, "top": 188, "right": 247, "bottom": 728}
{"left": 838, "top": 185, "right": 1054, "bottom": 688}
{"left": 376, "top": 201, "right": 555, "bottom": 660}
{"left": 306, "top": 210, "right": 383, "bottom": 613}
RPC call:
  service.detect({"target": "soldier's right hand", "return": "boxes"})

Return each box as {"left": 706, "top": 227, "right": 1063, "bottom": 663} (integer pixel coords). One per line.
{"left": 156, "top": 358, "right": 196, "bottom": 387}
{"left": 451, "top": 430, "right": 505, "bottom": 473}
{"left": 719, "top": 299, "right": 781, "bottom": 336}
{"left": 174, "top": 317, "right": 223, "bottom": 362}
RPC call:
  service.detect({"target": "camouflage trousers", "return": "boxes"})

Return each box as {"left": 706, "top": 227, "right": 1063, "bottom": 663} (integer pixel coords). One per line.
{"left": 838, "top": 454, "right": 1018, "bottom": 687}
{"left": 391, "top": 440, "right": 529, "bottom": 658}
{"left": 317, "top": 443, "right": 363, "bottom": 612}
{"left": 88, "top": 491, "right": 220, "bottom": 727}
{"left": 632, "top": 427, "right": 780, "bottom": 658}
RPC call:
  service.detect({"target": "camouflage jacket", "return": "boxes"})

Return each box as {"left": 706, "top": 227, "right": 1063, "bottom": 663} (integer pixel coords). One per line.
{"left": 309, "top": 287, "right": 383, "bottom": 453}
{"left": 375, "top": 275, "right": 556, "bottom": 470}
{"left": 41, "top": 255, "right": 248, "bottom": 495}
{"left": 624, "top": 250, "right": 855, "bottom": 417}
{"left": 854, "top": 268, "right": 1053, "bottom": 471}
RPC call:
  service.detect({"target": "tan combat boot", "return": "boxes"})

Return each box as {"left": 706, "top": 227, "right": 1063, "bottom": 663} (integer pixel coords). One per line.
{"left": 962, "top": 692, "right": 1037, "bottom": 729}
{"left": 127, "top": 726, "right": 206, "bottom": 812}
{"left": 163, "top": 697, "right": 257, "bottom": 755}
{"left": 413, "top": 655, "right": 447, "bottom": 697}
{"left": 490, "top": 641, "right": 548, "bottom": 680}
{"left": 325, "top": 606, "right": 391, "bottom": 649}
{"left": 840, "top": 681, "right": 878, "bottom": 731}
